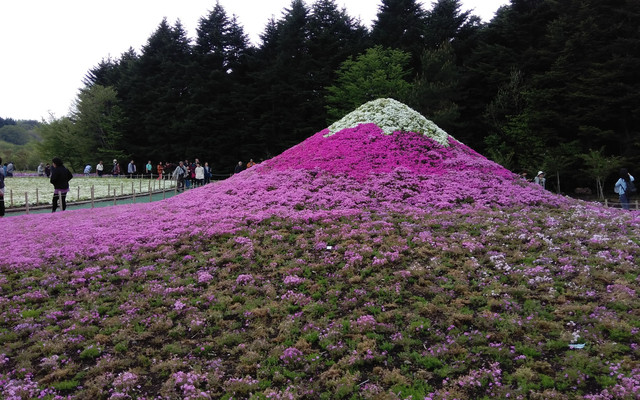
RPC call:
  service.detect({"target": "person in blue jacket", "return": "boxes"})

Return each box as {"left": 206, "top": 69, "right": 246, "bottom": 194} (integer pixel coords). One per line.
{"left": 614, "top": 168, "right": 635, "bottom": 210}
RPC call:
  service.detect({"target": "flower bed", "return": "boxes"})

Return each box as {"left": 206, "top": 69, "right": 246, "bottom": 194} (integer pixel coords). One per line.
{"left": 0, "top": 100, "right": 638, "bottom": 399}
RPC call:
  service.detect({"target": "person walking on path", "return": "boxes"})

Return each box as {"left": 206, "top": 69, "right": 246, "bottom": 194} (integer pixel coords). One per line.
{"left": 172, "top": 161, "right": 188, "bottom": 192}
{"left": 157, "top": 162, "right": 164, "bottom": 180}
{"left": 112, "top": 160, "right": 120, "bottom": 177}
{"left": 0, "top": 157, "right": 5, "bottom": 218}
{"left": 615, "top": 168, "right": 635, "bottom": 210}
{"left": 127, "top": 160, "right": 137, "bottom": 178}
{"left": 50, "top": 157, "right": 73, "bottom": 212}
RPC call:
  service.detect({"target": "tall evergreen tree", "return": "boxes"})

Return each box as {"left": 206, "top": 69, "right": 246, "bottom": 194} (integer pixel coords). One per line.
{"left": 251, "top": 0, "right": 314, "bottom": 157}
{"left": 189, "top": 3, "right": 251, "bottom": 169}
{"left": 123, "top": 18, "right": 192, "bottom": 160}
{"left": 423, "top": 0, "right": 477, "bottom": 49}
{"left": 71, "top": 85, "right": 128, "bottom": 163}
{"left": 527, "top": 0, "right": 640, "bottom": 164}
{"left": 307, "top": 0, "right": 370, "bottom": 124}
{"left": 326, "top": 46, "right": 412, "bottom": 120}
{"left": 407, "top": 43, "right": 461, "bottom": 132}
{"left": 371, "top": 0, "right": 428, "bottom": 70}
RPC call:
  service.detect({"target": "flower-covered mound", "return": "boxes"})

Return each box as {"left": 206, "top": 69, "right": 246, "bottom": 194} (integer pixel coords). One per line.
{"left": 327, "top": 98, "right": 451, "bottom": 145}
{"left": 1, "top": 118, "right": 639, "bottom": 399}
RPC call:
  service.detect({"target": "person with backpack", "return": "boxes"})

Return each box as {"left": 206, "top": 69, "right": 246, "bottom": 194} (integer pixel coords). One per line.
{"left": 614, "top": 168, "right": 635, "bottom": 210}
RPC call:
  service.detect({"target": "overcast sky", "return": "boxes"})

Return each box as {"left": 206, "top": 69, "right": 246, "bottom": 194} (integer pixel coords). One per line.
{"left": 0, "top": 0, "right": 507, "bottom": 121}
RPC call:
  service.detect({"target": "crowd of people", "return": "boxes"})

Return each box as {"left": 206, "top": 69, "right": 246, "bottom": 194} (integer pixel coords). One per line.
{"left": 0, "top": 157, "right": 261, "bottom": 216}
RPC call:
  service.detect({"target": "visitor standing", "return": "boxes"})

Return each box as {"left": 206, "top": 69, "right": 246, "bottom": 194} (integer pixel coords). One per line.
{"left": 6, "top": 161, "right": 14, "bottom": 177}
{"left": 195, "top": 163, "right": 204, "bottom": 187}
{"left": 83, "top": 164, "right": 92, "bottom": 176}
{"left": 37, "top": 163, "right": 45, "bottom": 177}
{"left": 234, "top": 161, "right": 244, "bottom": 174}
{"left": 204, "top": 162, "right": 211, "bottom": 185}
{"left": 614, "top": 168, "right": 635, "bottom": 211}
{"left": 246, "top": 159, "right": 256, "bottom": 168}
{"left": 0, "top": 156, "right": 5, "bottom": 218}
{"left": 50, "top": 157, "right": 73, "bottom": 212}
{"left": 44, "top": 163, "right": 51, "bottom": 178}
{"left": 157, "top": 162, "right": 164, "bottom": 180}
{"left": 534, "top": 171, "right": 546, "bottom": 189}
{"left": 112, "top": 160, "right": 120, "bottom": 177}
{"left": 127, "top": 160, "right": 137, "bottom": 178}
{"left": 96, "top": 161, "right": 104, "bottom": 177}
{"left": 172, "top": 161, "right": 187, "bottom": 192}
{"left": 146, "top": 160, "right": 153, "bottom": 177}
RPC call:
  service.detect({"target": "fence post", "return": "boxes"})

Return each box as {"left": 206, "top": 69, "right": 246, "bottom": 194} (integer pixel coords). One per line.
{"left": 121, "top": 182, "right": 124, "bottom": 196}
{"left": 91, "top": 185, "right": 95, "bottom": 209}
{"left": 77, "top": 186, "right": 80, "bottom": 201}
{"left": 108, "top": 184, "right": 110, "bottom": 197}
{"left": 36, "top": 187, "right": 39, "bottom": 205}
{"left": 133, "top": 188, "right": 136, "bottom": 203}
{"left": 25, "top": 192, "right": 29, "bottom": 214}
{"left": 139, "top": 179, "right": 142, "bottom": 192}
{"left": 114, "top": 189, "right": 117, "bottom": 205}
{"left": 10, "top": 189, "right": 13, "bottom": 207}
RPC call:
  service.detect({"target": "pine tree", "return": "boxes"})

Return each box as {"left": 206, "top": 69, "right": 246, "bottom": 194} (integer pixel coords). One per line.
{"left": 123, "top": 18, "right": 192, "bottom": 160}
{"left": 371, "top": 0, "right": 428, "bottom": 70}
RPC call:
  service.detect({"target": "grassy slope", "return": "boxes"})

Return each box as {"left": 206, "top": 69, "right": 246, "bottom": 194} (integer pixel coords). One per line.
{"left": 1, "top": 125, "right": 639, "bottom": 399}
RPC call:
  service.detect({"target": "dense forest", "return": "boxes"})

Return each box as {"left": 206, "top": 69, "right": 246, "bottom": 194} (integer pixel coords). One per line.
{"left": 12, "top": 0, "right": 640, "bottom": 194}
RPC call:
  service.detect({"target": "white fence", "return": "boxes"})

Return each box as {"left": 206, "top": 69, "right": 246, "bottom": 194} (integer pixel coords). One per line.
{"left": 3, "top": 177, "right": 178, "bottom": 214}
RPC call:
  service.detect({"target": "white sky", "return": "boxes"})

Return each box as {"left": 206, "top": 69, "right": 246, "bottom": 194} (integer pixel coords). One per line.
{"left": 0, "top": 0, "right": 507, "bottom": 121}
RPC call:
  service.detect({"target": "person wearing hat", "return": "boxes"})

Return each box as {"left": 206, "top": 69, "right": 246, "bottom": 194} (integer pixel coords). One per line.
{"left": 50, "top": 157, "right": 73, "bottom": 212}
{"left": 534, "top": 171, "right": 546, "bottom": 189}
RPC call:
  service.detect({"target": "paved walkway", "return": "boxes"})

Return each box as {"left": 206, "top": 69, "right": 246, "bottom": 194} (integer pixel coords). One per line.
{"left": 4, "top": 190, "right": 180, "bottom": 217}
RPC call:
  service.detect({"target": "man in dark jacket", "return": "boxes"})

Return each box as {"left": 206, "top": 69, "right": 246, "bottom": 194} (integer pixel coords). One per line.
{"left": 50, "top": 157, "right": 73, "bottom": 212}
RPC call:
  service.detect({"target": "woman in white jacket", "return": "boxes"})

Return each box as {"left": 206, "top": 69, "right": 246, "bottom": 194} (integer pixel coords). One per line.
{"left": 614, "top": 168, "right": 635, "bottom": 210}
{"left": 195, "top": 163, "right": 205, "bottom": 187}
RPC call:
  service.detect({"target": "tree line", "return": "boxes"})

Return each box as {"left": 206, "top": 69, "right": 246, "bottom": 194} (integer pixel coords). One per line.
{"left": 31, "top": 0, "right": 640, "bottom": 195}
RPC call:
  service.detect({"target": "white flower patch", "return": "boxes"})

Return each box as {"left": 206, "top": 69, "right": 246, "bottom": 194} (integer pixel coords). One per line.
{"left": 326, "top": 98, "right": 452, "bottom": 146}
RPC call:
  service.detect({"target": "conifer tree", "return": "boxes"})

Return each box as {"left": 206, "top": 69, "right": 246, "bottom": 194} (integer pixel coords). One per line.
{"left": 124, "top": 18, "right": 192, "bottom": 160}
{"left": 371, "top": 0, "right": 428, "bottom": 70}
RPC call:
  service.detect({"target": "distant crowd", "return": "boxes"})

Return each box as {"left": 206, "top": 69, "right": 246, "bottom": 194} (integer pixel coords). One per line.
{"left": 30, "top": 157, "right": 260, "bottom": 182}
{"left": 0, "top": 157, "right": 260, "bottom": 215}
